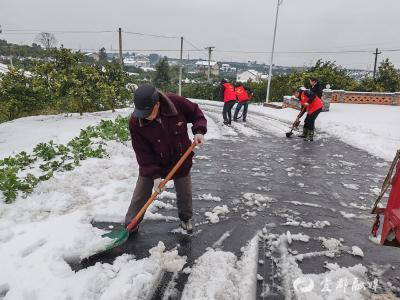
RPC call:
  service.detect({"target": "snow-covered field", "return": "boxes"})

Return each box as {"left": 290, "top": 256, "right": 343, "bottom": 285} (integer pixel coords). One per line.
{"left": 0, "top": 101, "right": 399, "bottom": 299}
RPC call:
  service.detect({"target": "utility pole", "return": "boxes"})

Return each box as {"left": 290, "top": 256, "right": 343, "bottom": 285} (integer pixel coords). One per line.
{"left": 118, "top": 27, "right": 123, "bottom": 69}
{"left": 372, "top": 48, "right": 381, "bottom": 80}
{"left": 205, "top": 46, "right": 215, "bottom": 83}
{"left": 265, "top": 0, "right": 283, "bottom": 103}
{"left": 178, "top": 37, "right": 184, "bottom": 96}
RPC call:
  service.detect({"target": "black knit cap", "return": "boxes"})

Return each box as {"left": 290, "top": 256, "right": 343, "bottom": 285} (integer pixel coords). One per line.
{"left": 133, "top": 84, "right": 159, "bottom": 118}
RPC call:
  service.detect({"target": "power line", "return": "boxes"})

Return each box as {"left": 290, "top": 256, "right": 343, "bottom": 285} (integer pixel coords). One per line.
{"left": 2, "top": 28, "right": 180, "bottom": 39}
{"left": 2, "top": 29, "right": 115, "bottom": 34}
{"left": 123, "top": 30, "right": 179, "bottom": 39}
{"left": 183, "top": 38, "right": 207, "bottom": 53}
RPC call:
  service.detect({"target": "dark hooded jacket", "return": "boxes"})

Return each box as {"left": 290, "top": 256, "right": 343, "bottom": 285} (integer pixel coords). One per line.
{"left": 129, "top": 92, "right": 207, "bottom": 179}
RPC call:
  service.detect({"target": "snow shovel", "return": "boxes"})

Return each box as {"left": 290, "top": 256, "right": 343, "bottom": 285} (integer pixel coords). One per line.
{"left": 94, "top": 142, "right": 196, "bottom": 255}
{"left": 285, "top": 107, "right": 306, "bottom": 138}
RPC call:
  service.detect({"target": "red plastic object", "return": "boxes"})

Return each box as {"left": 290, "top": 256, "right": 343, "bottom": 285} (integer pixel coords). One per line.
{"left": 373, "top": 159, "right": 400, "bottom": 247}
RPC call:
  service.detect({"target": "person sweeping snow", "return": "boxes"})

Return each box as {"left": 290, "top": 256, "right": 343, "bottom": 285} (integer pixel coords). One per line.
{"left": 293, "top": 88, "right": 323, "bottom": 141}
{"left": 125, "top": 84, "right": 207, "bottom": 234}
{"left": 233, "top": 82, "right": 253, "bottom": 122}
{"left": 219, "top": 79, "right": 237, "bottom": 125}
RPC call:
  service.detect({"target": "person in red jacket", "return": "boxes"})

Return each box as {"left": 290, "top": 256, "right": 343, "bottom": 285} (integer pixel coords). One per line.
{"left": 219, "top": 79, "right": 237, "bottom": 125}
{"left": 293, "top": 88, "right": 323, "bottom": 141}
{"left": 126, "top": 84, "right": 207, "bottom": 233}
{"left": 233, "top": 83, "right": 253, "bottom": 122}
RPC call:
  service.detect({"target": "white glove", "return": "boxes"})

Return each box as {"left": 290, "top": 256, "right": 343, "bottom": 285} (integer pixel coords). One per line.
{"left": 153, "top": 178, "right": 165, "bottom": 193}
{"left": 194, "top": 133, "right": 205, "bottom": 146}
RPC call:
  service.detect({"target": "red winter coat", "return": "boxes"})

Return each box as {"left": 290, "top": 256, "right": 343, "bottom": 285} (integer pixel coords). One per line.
{"left": 223, "top": 83, "right": 236, "bottom": 102}
{"left": 129, "top": 93, "right": 207, "bottom": 179}
{"left": 299, "top": 90, "right": 323, "bottom": 114}
{"left": 235, "top": 85, "right": 250, "bottom": 103}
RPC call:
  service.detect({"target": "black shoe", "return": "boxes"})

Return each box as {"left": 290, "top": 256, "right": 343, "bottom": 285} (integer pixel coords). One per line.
{"left": 243, "top": 119, "right": 246, "bottom": 122}
{"left": 223, "top": 121, "right": 229, "bottom": 125}
{"left": 233, "top": 118, "right": 238, "bottom": 122}
{"left": 180, "top": 219, "right": 193, "bottom": 234}
{"left": 307, "top": 130, "right": 314, "bottom": 141}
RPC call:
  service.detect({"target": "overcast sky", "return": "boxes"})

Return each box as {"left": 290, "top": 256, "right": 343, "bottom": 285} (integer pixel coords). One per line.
{"left": 1, "top": 0, "right": 400, "bottom": 70}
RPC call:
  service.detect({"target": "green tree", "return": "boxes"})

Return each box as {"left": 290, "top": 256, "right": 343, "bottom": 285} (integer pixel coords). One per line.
{"left": 153, "top": 56, "right": 170, "bottom": 88}
{"left": 0, "top": 68, "right": 43, "bottom": 121}
{"left": 306, "top": 59, "right": 357, "bottom": 91}
{"left": 101, "top": 62, "right": 133, "bottom": 112}
{"left": 358, "top": 58, "right": 400, "bottom": 92}
{"left": 375, "top": 58, "right": 400, "bottom": 92}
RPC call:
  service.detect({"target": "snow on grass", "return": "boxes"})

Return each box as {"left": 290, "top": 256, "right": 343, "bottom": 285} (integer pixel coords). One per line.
{"left": 182, "top": 235, "right": 258, "bottom": 300}
{"left": 0, "top": 109, "right": 131, "bottom": 159}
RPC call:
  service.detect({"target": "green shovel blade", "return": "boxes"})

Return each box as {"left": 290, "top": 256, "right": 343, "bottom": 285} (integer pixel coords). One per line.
{"left": 102, "top": 228, "right": 130, "bottom": 250}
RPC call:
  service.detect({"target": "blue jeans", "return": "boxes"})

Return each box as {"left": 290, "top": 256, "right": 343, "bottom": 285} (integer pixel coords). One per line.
{"left": 233, "top": 101, "right": 249, "bottom": 121}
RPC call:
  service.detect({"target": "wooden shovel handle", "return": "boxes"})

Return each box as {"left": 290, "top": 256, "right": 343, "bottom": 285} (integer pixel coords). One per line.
{"left": 127, "top": 142, "right": 196, "bottom": 231}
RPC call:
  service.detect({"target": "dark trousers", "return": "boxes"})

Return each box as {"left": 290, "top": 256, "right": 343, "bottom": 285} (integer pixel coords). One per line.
{"left": 233, "top": 101, "right": 249, "bottom": 121}
{"left": 304, "top": 108, "right": 322, "bottom": 130}
{"left": 222, "top": 101, "right": 236, "bottom": 124}
{"left": 125, "top": 174, "right": 193, "bottom": 227}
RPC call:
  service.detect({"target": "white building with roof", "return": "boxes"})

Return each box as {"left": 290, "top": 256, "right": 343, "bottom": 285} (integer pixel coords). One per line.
{"left": 195, "top": 60, "right": 219, "bottom": 75}
{"left": 124, "top": 55, "right": 150, "bottom": 68}
{"left": 236, "top": 70, "right": 267, "bottom": 82}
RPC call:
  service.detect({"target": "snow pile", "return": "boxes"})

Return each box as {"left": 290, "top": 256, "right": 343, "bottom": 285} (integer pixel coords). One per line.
{"left": 0, "top": 236, "right": 186, "bottom": 299}
{"left": 242, "top": 193, "right": 276, "bottom": 207}
{"left": 282, "top": 217, "right": 331, "bottom": 229}
{"left": 182, "top": 235, "right": 258, "bottom": 300}
{"left": 261, "top": 231, "right": 371, "bottom": 299}
{"left": 198, "top": 193, "right": 222, "bottom": 202}
{"left": 343, "top": 183, "right": 360, "bottom": 190}
{"left": 204, "top": 205, "right": 230, "bottom": 223}
{"left": 351, "top": 246, "right": 364, "bottom": 257}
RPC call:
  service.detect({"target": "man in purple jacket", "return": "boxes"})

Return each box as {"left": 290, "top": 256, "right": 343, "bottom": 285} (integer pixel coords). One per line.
{"left": 125, "top": 84, "right": 207, "bottom": 233}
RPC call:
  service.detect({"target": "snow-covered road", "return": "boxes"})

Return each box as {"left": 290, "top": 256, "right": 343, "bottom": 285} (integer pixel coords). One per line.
{"left": 1, "top": 102, "right": 399, "bottom": 299}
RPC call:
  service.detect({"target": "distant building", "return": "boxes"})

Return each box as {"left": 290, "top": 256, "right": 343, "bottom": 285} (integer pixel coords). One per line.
{"left": 195, "top": 60, "right": 219, "bottom": 76}
{"left": 236, "top": 70, "right": 267, "bottom": 82}
{"left": 140, "top": 67, "right": 156, "bottom": 72}
{"left": 124, "top": 55, "right": 150, "bottom": 68}
{"left": 220, "top": 63, "right": 236, "bottom": 73}
{"left": 85, "top": 52, "right": 100, "bottom": 62}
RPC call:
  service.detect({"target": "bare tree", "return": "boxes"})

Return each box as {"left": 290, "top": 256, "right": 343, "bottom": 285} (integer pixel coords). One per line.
{"left": 35, "top": 32, "right": 58, "bottom": 49}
